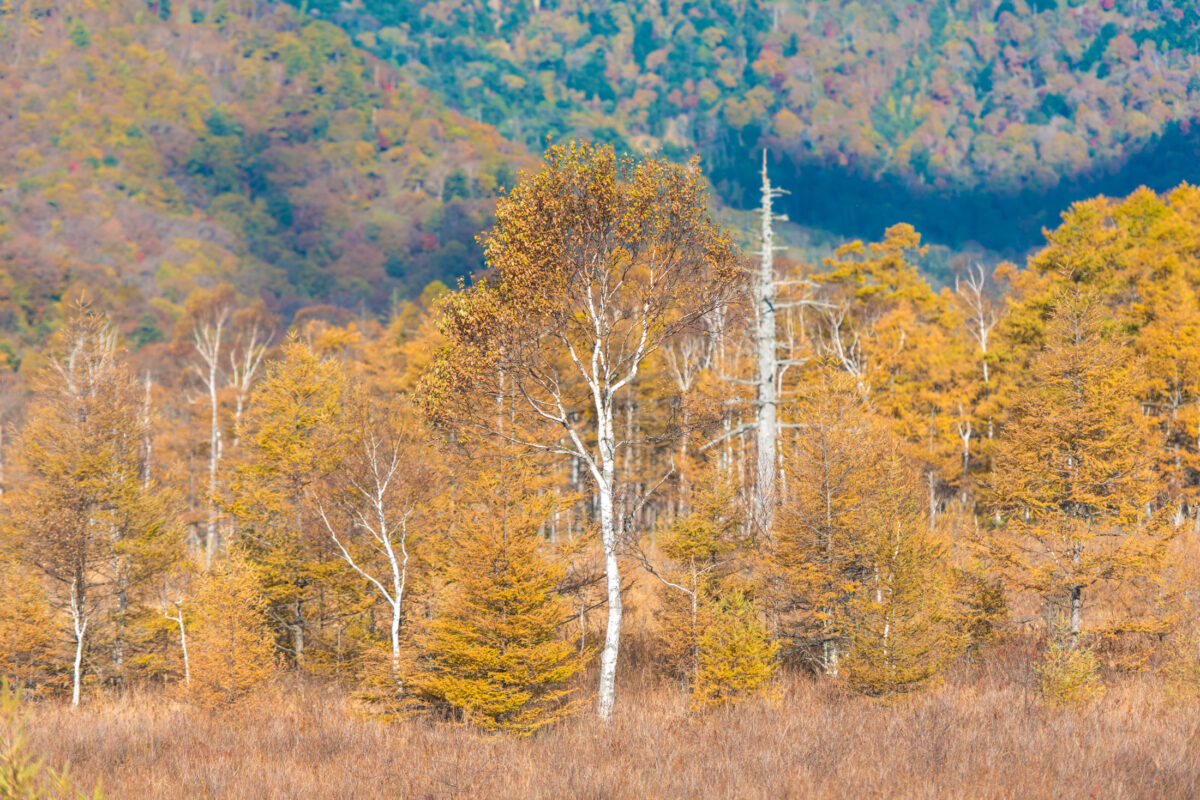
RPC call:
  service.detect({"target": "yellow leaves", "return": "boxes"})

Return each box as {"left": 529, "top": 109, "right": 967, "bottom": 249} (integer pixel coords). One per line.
{"left": 988, "top": 286, "right": 1171, "bottom": 638}
{"left": 416, "top": 460, "right": 585, "bottom": 735}
{"left": 234, "top": 336, "right": 349, "bottom": 496}
{"left": 188, "top": 551, "right": 279, "bottom": 708}
{"left": 692, "top": 591, "right": 779, "bottom": 710}
{"left": 1036, "top": 642, "right": 1104, "bottom": 707}
{"left": 0, "top": 564, "right": 57, "bottom": 693}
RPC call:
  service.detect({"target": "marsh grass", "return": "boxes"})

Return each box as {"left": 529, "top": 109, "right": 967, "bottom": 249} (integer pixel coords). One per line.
{"left": 18, "top": 636, "right": 1200, "bottom": 799}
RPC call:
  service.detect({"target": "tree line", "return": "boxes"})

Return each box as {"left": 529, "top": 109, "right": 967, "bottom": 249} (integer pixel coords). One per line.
{"left": 2, "top": 141, "right": 1200, "bottom": 731}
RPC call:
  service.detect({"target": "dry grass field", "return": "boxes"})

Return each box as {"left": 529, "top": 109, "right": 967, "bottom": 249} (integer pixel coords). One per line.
{"left": 21, "top": 638, "right": 1200, "bottom": 800}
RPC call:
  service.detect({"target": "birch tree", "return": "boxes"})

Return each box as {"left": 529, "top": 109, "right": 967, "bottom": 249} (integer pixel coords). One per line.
{"left": 191, "top": 297, "right": 229, "bottom": 569}
{"left": 313, "top": 395, "right": 434, "bottom": 693}
{"left": 5, "top": 304, "right": 169, "bottom": 705}
{"left": 424, "top": 141, "right": 739, "bottom": 719}
{"left": 187, "top": 288, "right": 273, "bottom": 568}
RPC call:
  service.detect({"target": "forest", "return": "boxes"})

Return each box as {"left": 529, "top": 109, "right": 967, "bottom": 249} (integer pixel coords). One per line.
{"left": 4, "top": 141, "right": 1200, "bottom": 797}
{"left": 3, "top": 1, "right": 1200, "bottom": 798}
{"left": 307, "top": 0, "right": 1200, "bottom": 251}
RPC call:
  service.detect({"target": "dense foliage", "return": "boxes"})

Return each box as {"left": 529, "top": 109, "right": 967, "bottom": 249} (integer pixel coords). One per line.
{"left": 4, "top": 142, "right": 1200, "bottom": 734}
{"left": 0, "top": 0, "right": 527, "bottom": 361}
{"left": 311, "top": 0, "right": 1200, "bottom": 195}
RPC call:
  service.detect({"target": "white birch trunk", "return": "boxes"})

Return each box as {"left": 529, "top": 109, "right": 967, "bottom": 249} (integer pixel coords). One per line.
{"left": 595, "top": 403, "right": 622, "bottom": 720}
{"left": 316, "top": 436, "right": 411, "bottom": 694}
{"left": 141, "top": 373, "right": 153, "bottom": 490}
{"left": 193, "top": 314, "right": 227, "bottom": 569}
{"left": 165, "top": 601, "right": 190, "bottom": 686}
{"left": 69, "top": 577, "right": 88, "bottom": 708}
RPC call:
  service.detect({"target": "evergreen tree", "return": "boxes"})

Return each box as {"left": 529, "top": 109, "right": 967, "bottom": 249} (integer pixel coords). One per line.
{"left": 989, "top": 288, "right": 1169, "bottom": 648}
{"left": 417, "top": 462, "right": 584, "bottom": 736}
{"left": 771, "top": 372, "right": 876, "bottom": 676}
{"left": 692, "top": 591, "right": 779, "bottom": 709}
{"left": 0, "top": 566, "right": 57, "bottom": 693}
{"left": 3, "top": 302, "right": 172, "bottom": 705}
{"left": 644, "top": 466, "right": 744, "bottom": 684}
{"left": 843, "top": 443, "right": 959, "bottom": 696}
{"left": 773, "top": 374, "right": 960, "bottom": 691}
{"left": 188, "top": 552, "right": 277, "bottom": 707}
{"left": 228, "top": 335, "right": 348, "bottom": 672}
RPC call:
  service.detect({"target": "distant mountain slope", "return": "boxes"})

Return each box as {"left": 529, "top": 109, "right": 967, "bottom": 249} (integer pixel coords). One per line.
{"left": 312, "top": 0, "right": 1199, "bottom": 192}
{"left": 0, "top": 1, "right": 529, "bottom": 361}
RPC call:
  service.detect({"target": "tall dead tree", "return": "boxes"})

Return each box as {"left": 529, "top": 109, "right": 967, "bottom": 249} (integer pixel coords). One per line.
{"left": 752, "top": 150, "right": 788, "bottom": 537}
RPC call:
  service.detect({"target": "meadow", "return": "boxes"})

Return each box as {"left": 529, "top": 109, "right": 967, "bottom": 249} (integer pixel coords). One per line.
{"left": 23, "top": 636, "right": 1200, "bottom": 800}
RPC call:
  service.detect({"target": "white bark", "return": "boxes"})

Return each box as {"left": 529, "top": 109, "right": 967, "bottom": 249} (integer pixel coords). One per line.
{"left": 164, "top": 600, "right": 190, "bottom": 686}
{"left": 192, "top": 311, "right": 228, "bottom": 569}
{"left": 467, "top": 159, "right": 735, "bottom": 720}
{"left": 753, "top": 151, "right": 784, "bottom": 537}
{"left": 229, "top": 325, "right": 268, "bottom": 449}
{"left": 956, "top": 263, "right": 999, "bottom": 413}
{"left": 69, "top": 577, "right": 88, "bottom": 708}
{"left": 315, "top": 434, "right": 412, "bottom": 693}
{"left": 141, "top": 373, "right": 153, "bottom": 490}
{"left": 664, "top": 322, "right": 715, "bottom": 516}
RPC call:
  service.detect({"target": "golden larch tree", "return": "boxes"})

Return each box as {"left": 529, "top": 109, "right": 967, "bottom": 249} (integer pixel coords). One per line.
{"left": 417, "top": 460, "right": 585, "bottom": 736}
{"left": 989, "top": 288, "right": 1168, "bottom": 648}
{"left": 692, "top": 590, "right": 779, "bottom": 709}
{"left": 228, "top": 335, "right": 348, "bottom": 670}
{"left": 188, "top": 551, "right": 277, "bottom": 707}
{"left": 4, "top": 302, "right": 172, "bottom": 705}
{"left": 842, "top": 441, "right": 958, "bottom": 696}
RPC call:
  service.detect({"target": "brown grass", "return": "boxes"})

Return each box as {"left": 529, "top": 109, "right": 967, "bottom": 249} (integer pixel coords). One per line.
{"left": 22, "top": 639, "right": 1200, "bottom": 799}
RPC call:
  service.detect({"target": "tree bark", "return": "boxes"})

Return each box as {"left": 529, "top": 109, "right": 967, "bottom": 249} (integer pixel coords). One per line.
{"left": 753, "top": 151, "right": 779, "bottom": 538}
{"left": 1068, "top": 584, "right": 1083, "bottom": 649}
{"left": 596, "top": 405, "right": 622, "bottom": 721}
{"left": 70, "top": 576, "right": 88, "bottom": 708}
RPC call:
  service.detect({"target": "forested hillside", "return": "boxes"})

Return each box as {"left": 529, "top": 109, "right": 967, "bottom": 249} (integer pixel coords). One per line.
{"left": 0, "top": 0, "right": 527, "bottom": 360}
{"left": 5, "top": 1, "right": 1200, "bottom": 796}
{"left": 310, "top": 0, "right": 1200, "bottom": 248}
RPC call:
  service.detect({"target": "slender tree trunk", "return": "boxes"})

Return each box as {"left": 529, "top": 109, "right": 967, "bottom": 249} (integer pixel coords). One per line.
{"left": 142, "top": 373, "right": 153, "bottom": 489}
{"left": 1068, "top": 585, "right": 1083, "bottom": 649}
{"left": 1069, "top": 540, "right": 1083, "bottom": 649}
{"left": 390, "top": 599, "right": 402, "bottom": 691}
{"left": 927, "top": 471, "right": 937, "bottom": 531}
{"left": 166, "top": 603, "right": 191, "bottom": 686}
{"left": 753, "top": 151, "right": 779, "bottom": 538}
{"left": 292, "top": 598, "right": 305, "bottom": 666}
{"left": 70, "top": 576, "right": 88, "bottom": 708}
{"left": 596, "top": 406, "right": 622, "bottom": 721}
{"left": 205, "top": 371, "right": 221, "bottom": 568}
{"left": 114, "top": 571, "right": 127, "bottom": 691}
{"left": 179, "top": 617, "right": 190, "bottom": 686}
{"left": 387, "top": 528, "right": 408, "bottom": 693}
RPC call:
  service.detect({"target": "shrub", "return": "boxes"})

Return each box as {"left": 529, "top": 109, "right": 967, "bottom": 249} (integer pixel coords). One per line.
{"left": 1036, "top": 641, "right": 1104, "bottom": 706}
{"left": 692, "top": 591, "right": 779, "bottom": 709}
